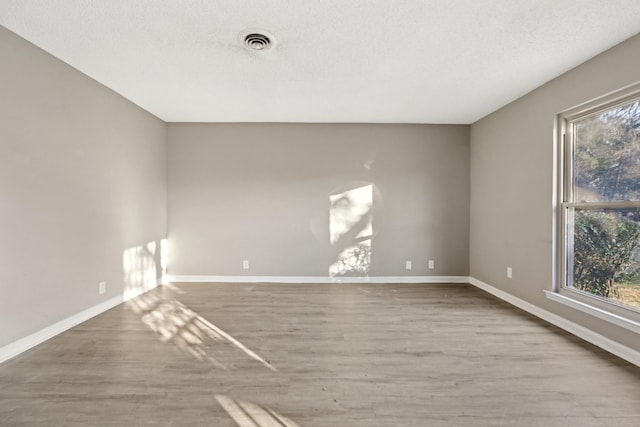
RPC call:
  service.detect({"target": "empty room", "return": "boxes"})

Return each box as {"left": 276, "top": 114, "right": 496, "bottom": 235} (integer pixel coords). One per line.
{"left": 1, "top": 1, "right": 640, "bottom": 426}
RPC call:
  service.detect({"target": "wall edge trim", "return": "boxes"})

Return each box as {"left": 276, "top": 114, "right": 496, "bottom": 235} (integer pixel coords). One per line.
{"left": 0, "top": 282, "right": 160, "bottom": 365}
{"left": 167, "top": 275, "right": 470, "bottom": 284}
{"left": 544, "top": 290, "right": 640, "bottom": 334}
{"left": 468, "top": 277, "right": 640, "bottom": 367}
{"left": 0, "top": 295, "right": 123, "bottom": 364}
{"left": 3, "top": 275, "right": 637, "bottom": 368}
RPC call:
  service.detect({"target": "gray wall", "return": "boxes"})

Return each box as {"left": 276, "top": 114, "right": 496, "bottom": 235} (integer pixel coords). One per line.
{"left": 470, "top": 33, "right": 640, "bottom": 352}
{"left": 168, "top": 123, "right": 469, "bottom": 277}
{"left": 5, "top": 17, "right": 638, "bottom": 360}
{"left": 0, "top": 27, "right": 167, "bottom": 347}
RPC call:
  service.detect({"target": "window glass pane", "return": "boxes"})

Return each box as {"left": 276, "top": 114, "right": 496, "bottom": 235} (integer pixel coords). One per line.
{"left": 573, "top": 100, "right": 640, "bottom": 202}
{"left": 568, "top": 207, "right": 640, "bottom": 309}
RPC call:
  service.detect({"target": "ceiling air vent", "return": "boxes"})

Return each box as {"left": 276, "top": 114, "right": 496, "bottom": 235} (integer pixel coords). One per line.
{"left": 241, "top": 30, "right": 275, "bottom": 52}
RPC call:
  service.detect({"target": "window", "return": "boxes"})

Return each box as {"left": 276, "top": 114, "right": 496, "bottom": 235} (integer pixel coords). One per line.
{"left": 557, "top": 85, "right": 640, "bottom": 325}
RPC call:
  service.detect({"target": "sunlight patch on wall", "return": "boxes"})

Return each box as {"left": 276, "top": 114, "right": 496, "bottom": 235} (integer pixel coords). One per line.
{"left": 123, "top": 241, "right": 158, "bottom": 300}
{"left": 329, "top": 184, "right": 373, "bottom": 277}
{"left": 160, "top": 238, "right": 169, "bottom": 284}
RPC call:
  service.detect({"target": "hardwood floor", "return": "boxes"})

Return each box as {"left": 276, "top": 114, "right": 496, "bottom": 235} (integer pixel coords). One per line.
{"left": 0, "top": 283, "right": 639, "bottom": 426}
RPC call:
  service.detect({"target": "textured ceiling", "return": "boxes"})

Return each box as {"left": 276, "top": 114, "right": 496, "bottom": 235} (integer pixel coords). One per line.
{"left": 1, "top": 1, "right": 640, "bottom": 124}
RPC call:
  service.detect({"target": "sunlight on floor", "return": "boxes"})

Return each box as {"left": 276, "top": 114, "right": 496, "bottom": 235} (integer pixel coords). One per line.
{"left": 127, "top": 291, "right": 276, "bottom": 371}
{"left": 216, "top": 395, "right": 300, "bottom": 427}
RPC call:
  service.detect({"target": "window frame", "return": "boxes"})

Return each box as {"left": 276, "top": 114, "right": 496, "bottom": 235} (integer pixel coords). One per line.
{"left": 551, "top": 82, "right": 640, "bottom": 332}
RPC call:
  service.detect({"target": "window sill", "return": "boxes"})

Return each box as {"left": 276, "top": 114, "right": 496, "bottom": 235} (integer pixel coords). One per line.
{"left": 544, "top": 290, "right": 640, "bottom": 334}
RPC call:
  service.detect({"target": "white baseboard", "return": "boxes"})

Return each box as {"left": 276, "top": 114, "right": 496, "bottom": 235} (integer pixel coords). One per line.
{"left": 0, "top": 279, "right": 161, "bottom": 365}
{"left": 0, "top": 295, "right": 123, "bottom": 364}
{"left": 468, "top": 277, "right": 640, "bottom": 367}
{"left": 167, "top": 275, "right": 470, "bottom": 284}
{"left": 3, "top": 274, "right": 638, "bottom": 369}
{"left": 544, "top": 290, "right": 640, "bottom": 335}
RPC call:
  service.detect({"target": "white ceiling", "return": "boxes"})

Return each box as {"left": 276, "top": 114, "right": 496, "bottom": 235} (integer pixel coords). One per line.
{"left": 1, "top": 1, "right": 640, "bottom": 124}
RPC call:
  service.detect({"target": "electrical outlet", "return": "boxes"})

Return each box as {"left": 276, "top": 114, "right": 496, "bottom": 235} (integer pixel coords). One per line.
{"left": 405, "top": 260, "right": 412, "bottom": 270}
{"left": 507, "top": 267, "right": 513, "bottom": 279}
{"left": 428, "top": 260, "right": 435, "bottom": 269}
{"left": 98, "top": 281, "right": 106, "bottom": 295}
{"left": 242, "top": 260, "right": 250, "bottom": 270}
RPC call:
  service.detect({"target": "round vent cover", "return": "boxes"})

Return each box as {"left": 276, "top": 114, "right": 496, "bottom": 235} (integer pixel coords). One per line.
{"left": 240, "top": 30, "right": 275, "bottom": 52}
{"left": 244, "top": 33, "right": 270, "bottom": 50}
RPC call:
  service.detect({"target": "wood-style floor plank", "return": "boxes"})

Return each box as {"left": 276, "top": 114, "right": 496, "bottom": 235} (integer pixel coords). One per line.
{"left": 0, "top": 283, "right": 639, "bottom": 426}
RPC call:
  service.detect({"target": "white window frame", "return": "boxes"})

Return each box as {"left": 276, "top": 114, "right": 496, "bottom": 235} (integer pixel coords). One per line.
{"left": 548, "top": 82, "right": 640, "bottom": 334}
